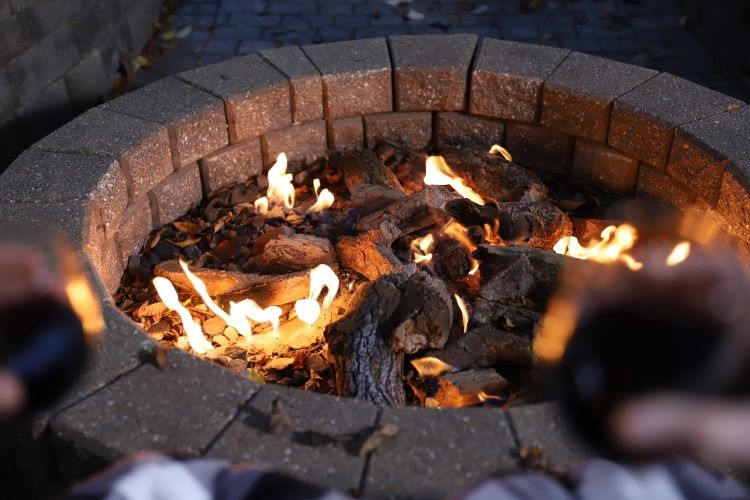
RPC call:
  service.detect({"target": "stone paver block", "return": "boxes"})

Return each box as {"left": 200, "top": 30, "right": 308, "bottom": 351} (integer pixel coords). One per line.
{"left": 609, "top": 73, "right": 742, "bottom": 168}
{"left": 364, "top": 112, "right": 432, "bottom": 150}
{"left": 33, "top": 107, "right": 173, "bottom": 201}
{"left": 302, "top": 38, "right": 392, "bottom": 119}
{"left": 542, "top": 52, "right": 658, "bottom": 142}
{"left": 103, "top": 77, "right": 228, "bottom": 168}
{"left": 571, "top": 139, "right": 640, "bottom": 197}
{"left": 505, "top": 121, "right": 575, "bottom": 175}
{"left": 148, "top": 163, "right": 203, "bottom": 225}
{"left": 364, "top": 407, "right": 518, "bottom": 498}
{"left": 666, "top": 106, "right": 750, "bottom": 206}
{"left": 637, "top": 163, "right": 697, "bottom": 208}
{"left": 718, "top": 165, "right": 750, "bottom": 243}
{"left": 179, "top": 54, "right": 292, "bottom": 142}
{"left": 389, "top": 34, "right": 478, "bottom": 112}
{"left": 17, "top": 79, "right": 74, "bottom": 143}
{"left": 199, "top": 137, "right": 263, "bottom": 193}
{"left": 436, "top": 112, "right": 505, "bottom": 148}
{"left": 262, "top": 120, "right": 327, "bottom": 168}
{"left": 260, "top": 46, "right": 323, "bottom": 123}
{"left": 114, "top": 196, "right": 152, "bottom": 267}
{"left": 327, "top": 116, "right": 363, "bottom": 150}
{"left": 51, "top": 349, "right": 257, "bottom": 461}
{"left": 0, "top": 149, "right": 128, "bottom": 234}
{"left": 208, "top": 385, "right": 376, "bottom": 493}
{"left": 65, "top": 49, "right": 111, "bottom": 112}
{"left": 56, "top": 301, "right": 150, "bottom": 409}
{"left": 507, "top": 402, "right": 590, "bottom": 473}
{"left": 471, "top": 38, "right": 570, "bottom": 123}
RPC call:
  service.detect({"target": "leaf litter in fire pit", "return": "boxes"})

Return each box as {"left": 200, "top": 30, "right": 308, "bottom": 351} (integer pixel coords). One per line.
{"left": 116, "top": 142, "right": 692, "bottom": 409}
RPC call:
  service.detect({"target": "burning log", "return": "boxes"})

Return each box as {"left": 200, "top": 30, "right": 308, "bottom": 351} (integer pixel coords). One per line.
{"left": 432, "top": 369, "right": 509, "bottom": 408}
{"left": 336, "top": 186, "right": 458, "bottom": 280}
{"left": 438, "top": 147, "right": 549, "bottom": 202}
{"left": 154, "top": 260, "right": 313, "bottom": 307}
{"left": 324, "top": 274, "right": 407, "bottom": 405}
{"left": 253, "top": 234, "right": 336, "bottom": 272}
{"left": 446, "top": 198, "right": 572, "bottom": 249}
{"left": 336, "top": 149, "right": 406, "bottom": 207}
{"left": 425, "top": 325, "right": 534, "bottom": 371}
{"left": 389, "top": 271, "right": 453, "bottom": 354}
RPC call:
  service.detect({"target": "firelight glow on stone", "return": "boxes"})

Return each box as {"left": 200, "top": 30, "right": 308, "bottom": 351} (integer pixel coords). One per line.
{"left": 152, "top": 277, "right": 212, "bottom": 354}
{"left": 266, "top": 152, "right": 295, "bottom": 209}
{"left": 425, "top": 155, "right": 485, "bottom": 205}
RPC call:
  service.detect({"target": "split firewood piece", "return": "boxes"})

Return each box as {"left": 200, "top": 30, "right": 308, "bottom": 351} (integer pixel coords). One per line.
{"left": 424, "top": 325, "right": 534, "bottom": 370}
{"left": 154, "top": 260, "right": 311, "bottom": 307}
{"left": 438, "top": 147, "right": 549, "bottom": 202}
{"left": 336, "top": 149, "right": 406, "bottom": 207}
{"left": 336, "top": 186, "right": 458, "bottom": 280}
{"left": 445, "top": 198, "right": 572, "bottom": 249}
{"left": 432, "top": 369, "right": 509, "bottom": 408}
{"left": 253, "top": 234, "right": 336, "bottom": 272}
{"left": 324, "top": 273, "right": 409, "bottom": 405}
{"left": 472, "top": 300, "right": 542, "bottom": 340}
{"left": 389, "top": 271, "right": 453, "bottom": 354}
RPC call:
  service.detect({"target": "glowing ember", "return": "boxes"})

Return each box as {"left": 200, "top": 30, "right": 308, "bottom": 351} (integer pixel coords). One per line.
{"left": 425, "top": 155, "right": 485, "bottom": 205}
{"left": 667, "top": 241, "right": 691, "bottom": 266}
{"left": 229, "top": 299, "right": 282, "bottom": 337}
{"left": 454, "top": 294, "right": 469, "bottom": 333}
{"left": 411, "top": 233, "right": 435, "bottom": 263}
{"left": 308, "top": 188, "right": 335, "bottom": 213}
{"left": 553, "top": 224, "right": 643, "bottom": 271}
{"left": 295, "top": 263, "right": 340, "bottom": 324}
{"left": 411, "top": 357, "right": 456, "bottom": 378}
{"left": 152, "top": 277, "right": 212, "bottom": 354}
{"left": 254, "top": 196, "right": 269, "bottom": 214}
{"left": 489, "top": 144, "right": 512, "bottom": 162}
{"left": 266, "top": 152, "right": 295, "bottom": 209}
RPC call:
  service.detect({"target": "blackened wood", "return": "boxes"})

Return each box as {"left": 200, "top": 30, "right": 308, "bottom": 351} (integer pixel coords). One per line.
{"left": 336, "top": 149, "right": 406, "bottom": 207}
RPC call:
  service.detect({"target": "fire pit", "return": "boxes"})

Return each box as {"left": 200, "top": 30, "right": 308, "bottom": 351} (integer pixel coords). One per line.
{"left": 1, "top": 35, "right": 749, "bottom": 498}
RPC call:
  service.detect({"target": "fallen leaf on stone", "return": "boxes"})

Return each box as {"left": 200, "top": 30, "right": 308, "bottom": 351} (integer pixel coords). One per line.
{"left": 160, "top": 30, "right": 176, "bottom": 41}
{"left": 169, "top": 237, "right": 202, "bottom": 248}
{"left": 136, "top": 302, "right": 167, "bottom": 319}
{"left": 472, "top": 4, "right": 489, "bottom": 14}
{"left": 172, "top": 220, "right": 203, "bottom": 233}
{"left": 175, "top": 25, "right": 193, "bottom": 39}
{"left": 247, "top": 369, "right": 265, "bottom": 384}
{"left": 266, "top": 357, "right": 295, "bottom": 371}
{"left": 358, "top": 423, "right": 400, "bottom": 455}
{"left": 406, "top": 9, "right": 425, "bottom": 20}
{"left": 204, "top": 316, "right": 227, "bottom": 336}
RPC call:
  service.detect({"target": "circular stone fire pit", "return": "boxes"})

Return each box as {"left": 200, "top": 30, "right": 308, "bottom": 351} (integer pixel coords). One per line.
{"left": 1, "top": 35, "right": 749, "bottom": 498}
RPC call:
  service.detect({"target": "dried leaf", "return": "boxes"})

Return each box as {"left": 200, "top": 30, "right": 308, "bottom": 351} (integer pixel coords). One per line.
{"left": 359, "top": 423, "right": 400, "bottom": 455}
{"left": 172, "top": 221, "right": 203, "bottom": 234}
{"left": 247, "top": 369, "right": 265, "bottom": 384}
{"left": 175, "top": 25, "right": 193, "bottom": 39}
{"left": 169, "top": 237, "right": 202, "bottom": 248}
{"left": 134, "top": 55, "right": 150, "bottom": 67}
{"left": 160, "top": 30, "right": 176, "bottom": 40}
{"left": 136, "top": 302, "right": 167, "bottom": 318}
{"left": 406, "top": 9, "right": 425, "bottom": 20}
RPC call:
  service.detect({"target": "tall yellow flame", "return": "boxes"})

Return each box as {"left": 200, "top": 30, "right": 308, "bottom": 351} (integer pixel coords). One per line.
{"left": 294, "top": 264, "right": 340, "bottom": 325}
{"left": 411, "top": 233, "right": 435, "bottom": 263}
{"left": 152, "top": 277, "right": 212, "bottom": 354}
{"left": 425, "top": 156, "right": 485, "bottom": 205}
{"left": 267, "top": 153, "right": 295, "bottom": 209}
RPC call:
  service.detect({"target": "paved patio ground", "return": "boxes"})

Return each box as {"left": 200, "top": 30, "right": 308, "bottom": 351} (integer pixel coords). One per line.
{"left": 136, "top": 0, "right": 748, "bottom": 101}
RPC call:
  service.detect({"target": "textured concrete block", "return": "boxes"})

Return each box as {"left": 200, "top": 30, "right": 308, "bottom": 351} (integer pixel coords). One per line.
{"left": 302, "top": 38, "right": 392, "bottom": 119}
{"left": 261, "top": 45, "right": 323, "bottom": 123}
{"left": 364, "top": 407, "right": 518, "bottom": 498}
{"left": 179, "top": 54, "right": 291, "bottom": 142}
{"left": 16, "top": 79, "right": 74, "bottom": 142}
{"left": 64, "top": 49, "right": 111, "bottom": 112}
{"left": 507, "top": 403, "right": 590, "bottom": 473}
{"left": 148, "top": 163, "right": 203, "bottom": 225}
{"left": 637, "top": 163, "right": 696, "bottom": 208}
{"left": 327, "top": 116, "right": 363, "bottom": 150}
{"left": 471, "top": 38, "right": 570, "bottom": 122}
{"left": 51, "top": 349, "right": 256, "bottom": 460}
{"left": 208, "top": 385, "right": 376, "bottom": 493}
{"left": 571, "top": 139, "right": 640, "bottom": 197}
{"left": 718, "top": 164, "right": 750, "bottom": 242}
{"left": 199, "top": 137, "right": 263, "bottom": 193}
{"left": 542, "top": 52, "right": 658, "bottom": 142}
{"left": 33, "top": 107, "right": 172, "bottom": 200}
{"left": 364, "top": 112, "right": 432, "bottom": 150}
{"left": 0, "top": 149, "right": 128, "bottom": 233}
{"left": 504, "top": 121, "right": 575, "bottom": 175}
{"left": 114, "top": 196, "right": 152, "bottom": 267}
{"left": 610, "top": 73, "right": 742, "bottom": 168}
{"left": 436, "top": 112, "right": 505, "bottom": 148}
{"left": 261, "top": 120, "right": 327, "bottom": 168}
{"left": 104, "top": 77, "right": 228, "bottom": 168}
{"left": 389, "top": 34, "right": 478, "bottom": 111}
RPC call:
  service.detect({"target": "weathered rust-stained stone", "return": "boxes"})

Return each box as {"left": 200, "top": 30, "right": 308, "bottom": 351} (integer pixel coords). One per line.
{"left": 327, "top": 116, "right": 363, "bottom": 150}
{"left": 436, "top": 112, "right": 505, "bottom": 148}
{"left": 148, "top": 162, "right": 203, "bottom": 225}
{"left": 389, "top": 34, "right": 478, "bottom": 112}
{"left": 636, "top": 163, "right": 697, "bottom": 208}
{"left": 103, "top": 77, "right": 228, "bottom": 168}
{"left": 198, "top": 137, "right": 263, "bottom": 193}
{"left": 571, "top": 139, "right": 640, "bottom": 197}
{"left": 471, "top": 39, "right": 569, "bottom": 123}
{"left": 114, "top": 195, "right": 152, "bottom": 267}
{"left": 262, "top": 120, "right": 327, "bottom": 168}
{"left": 261, "top": 46, "right": 323, "bottom": 123}
{"left": 504, "top": 121, "right": 575, "bottom": 175}
{"left": 364, "top": 112, "right": 432, "bottom": 150}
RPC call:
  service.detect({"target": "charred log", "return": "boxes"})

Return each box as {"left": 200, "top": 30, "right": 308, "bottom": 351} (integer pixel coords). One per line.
{"left": 253, "top": 234, "right": 336, "bottom": 272}
{"left": 425, "top": 325, "right": 534, "bottom": 370}
{"left": 336, "top": 149, "right": 406, "bottom": 207}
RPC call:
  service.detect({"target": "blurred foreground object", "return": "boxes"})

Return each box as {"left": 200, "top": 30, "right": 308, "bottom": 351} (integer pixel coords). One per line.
{"left": 0, "top": 226, "right": 103, "bottom": 416}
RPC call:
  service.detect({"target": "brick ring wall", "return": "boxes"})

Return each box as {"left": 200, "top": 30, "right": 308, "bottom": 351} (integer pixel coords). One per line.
{"left": 1, "top": 36, "right": 749, "bottom": 498}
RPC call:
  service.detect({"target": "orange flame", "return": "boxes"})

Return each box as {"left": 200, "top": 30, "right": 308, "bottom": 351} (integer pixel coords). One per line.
{"left": 294, "top": 264, "right": 340, "bottom": 325}
{"left": 442, "top": 220, "right": 481, "bottom": 275}
{"left": 489, "top": 144, "right": 512, "bottom": 162}
{"left": 410, "top": 357, "right": 456, "bottom": 378}
{"left": 666, "top": 241, "right": 691, "bottom": 266}
{"left": 267, "top": 153, "right": 295, "bottom": 209}
{"left": 308, "top": 188, "right": 335, "bottom": 213}
{"left": 152, "top": 277, "right": 212, "bottom": 354}
{"left": 425, "top": 155, "right": 485, "bottom": 205}
{"left": 411, "top": 233, "right": 435, "bottom": 263}
{"left": 454, "top": 294, "right": 469, "bottom": 333}
{"left": 553, "top": 224, "right": 643, "bottom": 271}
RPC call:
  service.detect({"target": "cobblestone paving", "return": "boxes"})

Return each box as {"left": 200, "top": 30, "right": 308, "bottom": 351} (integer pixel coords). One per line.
{"left": 137, "top": 0, "right": 748, "bottom": 101}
